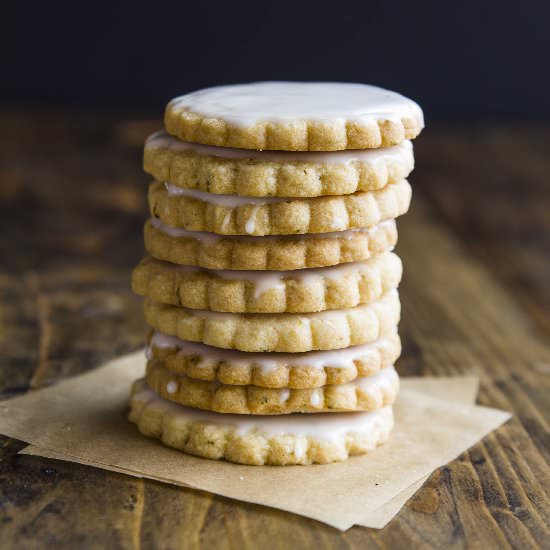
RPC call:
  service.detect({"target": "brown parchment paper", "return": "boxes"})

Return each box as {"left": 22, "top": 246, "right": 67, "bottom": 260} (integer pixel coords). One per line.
{"left": 357, "top": 375, "right": 480, "bottom": 528}
{"left": 22, "top": 376, "right": 480, "bottom": 529}
{"left": 0, "top": 351, "right": 510, "bottom": 531}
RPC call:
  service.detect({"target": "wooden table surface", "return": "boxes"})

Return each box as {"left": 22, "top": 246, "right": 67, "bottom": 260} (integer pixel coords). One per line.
{"left": 0, "top": 111, "right": 548, "bottom": 549}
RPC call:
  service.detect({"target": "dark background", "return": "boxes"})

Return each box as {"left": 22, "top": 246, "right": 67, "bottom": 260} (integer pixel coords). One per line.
{"left": 0, "top": 3, "right": 549, "bottom": 547}
{"left": 2, "top": 1, "right": 549, "bottom": 119}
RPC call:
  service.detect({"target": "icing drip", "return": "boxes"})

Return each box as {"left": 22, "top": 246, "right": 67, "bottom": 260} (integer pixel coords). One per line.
{"left": 149, "top": 330, "right": 397, "bottom": 372}
{"left": 135, "top": 384, "right": 394, "bottom": 442}
{"left": 279, "top": 389, "right": 290, "bottom": 404}
{"left": 147, "top": 129, "right": 414, "bottom": 167}
{"left": 166, "top": 184, "right": 282, "bottom": 235}
{"left": 244, "top": 207, "right": 259, "bottom": 235}
{"left": 310, "top": 391, "right": 323, "bottom": 407}
{"left": 346, "top": 366, "right": 398, "bottom": 392}
{"left": 166, "top": 381, "right": 178, "bottom": 394}
{"left": 165, "top": 183, "right": 290, "bottom": 205}
{"left": 168, "top": 82, "right": 423, "bottom": 128}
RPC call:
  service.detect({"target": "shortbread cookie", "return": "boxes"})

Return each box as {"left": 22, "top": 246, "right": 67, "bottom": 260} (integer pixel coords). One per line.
{"left": 144, "top": 130, "right": 414, "bottom": 197}
{"left": 148, "top": 179, "right": 411, "bottom": 236}
{"left": 144, "top": 217, "right": 398, "bottom": 270}
{"left": 146, "top": 360, "right": 399, "bottom": 415}
{"left": 129, "top": 380, "right": 394, "bottom": 465}
{"left": 133, "top": 252, "right": 402, "bottom": 313}
{"left": 148, "top": 330, "right": 402, "bottom": 388}
{"left": 165, "top": 82, "right": 423, "bottom": 151}
{"left": 143, "top": 289, "right": 400, "bottom": 353}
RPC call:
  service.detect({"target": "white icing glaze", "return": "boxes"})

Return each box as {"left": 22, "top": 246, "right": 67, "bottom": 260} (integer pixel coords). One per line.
{"left": 135, "top": 383, "right": 394, "bottom": 442}
{"left": 160, "top": 254, "right": 399, "bottom": 300}
{"left": 166, "top": 183, "right": 280, "bottom": 236}
{"left": 279, "top": 388, "right": 290, "bottom": 404}
{"left": 294, "top": 438, "right": 307, "bottom": 459}
{"left": 168, "top": 82, "right": 423, "bottom": 129}
{"left": 348, "top": 365, "right": 398, "bottom": 391}
{"left": 150, "top": 217, "right": 220, "bottom": 244}
{"left": 155, "top": 366, "right": 397, "bottom": 414}
{"left": 245, "top": 211, "right": 258, "bottom": 235}
{"left": 147, "top": 129, "right": 414, "bottom": 166}
{"left": 150, "top": 216, "right": 395, "bottom": 243}
{"left": 310, "top": 390, "right": 322, "bottom": 407}
{"left": 164, "top": 182, "right": 401, "bottom": 235}
{"left": 165, "top": 183, "right": 289, "bottom": 205}
{"left": 149, "top": 330, "right": 396, "bottom": 372}
{"left": 166, "top": 381, "right": 178, "bottom": 394}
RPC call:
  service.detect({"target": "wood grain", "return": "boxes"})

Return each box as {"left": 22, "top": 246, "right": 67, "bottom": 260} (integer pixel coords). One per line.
{"left": 0, "top": 111, "right": 548, "bottom": 549}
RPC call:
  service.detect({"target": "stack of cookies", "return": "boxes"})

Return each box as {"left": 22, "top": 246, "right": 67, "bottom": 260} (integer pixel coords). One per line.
{"left": 129, "top": 82, "right": 423, "bottom": 465}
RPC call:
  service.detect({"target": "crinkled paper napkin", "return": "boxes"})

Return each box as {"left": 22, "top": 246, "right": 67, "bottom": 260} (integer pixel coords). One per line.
{"left": 0, "top": 351, "right": 510, "bottom": 531}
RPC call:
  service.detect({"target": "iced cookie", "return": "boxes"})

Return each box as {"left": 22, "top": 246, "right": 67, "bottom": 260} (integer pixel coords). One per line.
{"left": 129, "top": 379, "right": 394, "bottom": 465}
{"left": 147, "top": 330, "right": 401, "bottom": 389}
{"left": 132, "top": 251, "right": 402, "bottom": 313}
{"left": 144, "top": 130, "right": 414, "bottom": 197}
{"left": 148, "top": 178, "right": 411, "bottom": 236}
{"left": 143, "top": 289, "right": 400, "bottom": 353}
{"left": 164, "top": 82, "right": 423, "bottom": 151}
{"left": 146, "top": 360, "right": 399, "bottom": 415}
{"left": 144, "top": 217, "right": 398, "bottom": 270}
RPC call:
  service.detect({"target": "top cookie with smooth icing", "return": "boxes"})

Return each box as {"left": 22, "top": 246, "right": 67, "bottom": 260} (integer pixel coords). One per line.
{"left": 165, "top": 82, "right": 424, "bottom": 151}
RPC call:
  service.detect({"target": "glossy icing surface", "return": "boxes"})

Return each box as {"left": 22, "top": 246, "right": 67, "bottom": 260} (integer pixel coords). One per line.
{"left": 168, "top": 82, "right": 423, "bottom": 128}
{"left": 149, "top": 330, "right": 397, "bottom": 371}
{"left": 135, "top": 382, "right": 394, "bottom": 441}
{"left": 150, "top": 216, "right": 395, "bottom": 243}
{"left": 147, "top": 129, "right": 414, "bottom": 165}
